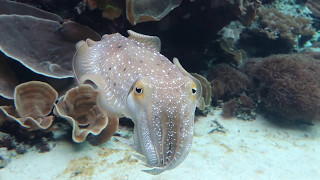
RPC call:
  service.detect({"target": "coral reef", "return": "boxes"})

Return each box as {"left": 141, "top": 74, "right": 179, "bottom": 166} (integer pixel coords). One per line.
{"left": 257, "top": 7, "right": 315, "bottom": 46}
{"left": 0, "top": 0, "right": 319, "bottom": 174}
{"left": 241, "top": 53, "right": 320, "bottom": 122}
{"left": 238, "top": 5, "right": 316, "bottom": 57}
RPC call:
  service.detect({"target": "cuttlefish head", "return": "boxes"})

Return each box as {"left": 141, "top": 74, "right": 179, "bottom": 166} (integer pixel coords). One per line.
{"left": 126, "top": 75, "right": 199, "bottom": 174}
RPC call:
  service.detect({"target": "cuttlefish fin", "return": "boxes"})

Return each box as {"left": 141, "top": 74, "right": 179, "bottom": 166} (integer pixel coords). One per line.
{"left": 127, "top": 30, "right": 161, "bottom": 52}
{"left": 86, "top": 38, "right": 97, "bottom": 47}
{"left": 73, "top": 39, "right": 105, "bottom": 88}
{"left": 173, "top": 57, "right": 211, "bottom": 110}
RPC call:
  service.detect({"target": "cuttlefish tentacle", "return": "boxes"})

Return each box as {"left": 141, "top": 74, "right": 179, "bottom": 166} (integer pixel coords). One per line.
{"left": 73, "top": 30, "right": 210, "bottom": 174}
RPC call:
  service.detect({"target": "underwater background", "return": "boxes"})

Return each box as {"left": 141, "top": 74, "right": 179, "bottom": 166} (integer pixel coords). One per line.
{"left": 0, "top": 0, "right": 320, "bottom": 179}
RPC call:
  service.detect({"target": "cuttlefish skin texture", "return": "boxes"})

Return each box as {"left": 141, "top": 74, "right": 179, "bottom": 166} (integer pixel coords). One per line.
{"left": 73, "top": 33, "right": 199, "bottom": 174}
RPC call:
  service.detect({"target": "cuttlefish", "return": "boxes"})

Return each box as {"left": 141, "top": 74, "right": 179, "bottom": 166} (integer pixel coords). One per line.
{"left": 73, "top": 30, "right": 211, "bottom": 174}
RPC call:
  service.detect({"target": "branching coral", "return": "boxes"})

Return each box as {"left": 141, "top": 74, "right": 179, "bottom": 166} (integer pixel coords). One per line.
{"left": 257, "top": 7, "right": 315, "bottom": 45}
{"left": 241, "top": 53, "right": 320, "bottom": 122}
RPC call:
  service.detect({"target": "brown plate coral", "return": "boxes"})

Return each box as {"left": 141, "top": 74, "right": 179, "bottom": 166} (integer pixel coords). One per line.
{"left": 54, "top": 85, "right": 118, "bottom": 145}
{"left": 0, "top": 81, "right": 58, "bottom": 130}
{"left": 0, "top": 0, "right": 101, "bottom": 79}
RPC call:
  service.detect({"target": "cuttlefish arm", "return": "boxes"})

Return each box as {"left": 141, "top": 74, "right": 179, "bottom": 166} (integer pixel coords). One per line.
{"left": 127, "top": 30, "right": 161, "bottom": 51}
{"left": 126, "top": 32, "right": 211, "bottom": 174}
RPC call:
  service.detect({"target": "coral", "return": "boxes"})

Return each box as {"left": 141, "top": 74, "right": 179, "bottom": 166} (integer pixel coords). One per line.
{"left": 241, "top": 53, "right": 320, "bottom": 122}
{"left": 85, "top": 0, "right": 125, "bottom": 20}
{"left": 0, "top": 1, "right": 100, "bottom": 78}
{"left": 0, "top": 15, "right": 97, "bottom": 78}
{"left": 35, "top": 137, "right": 52, "bottom": 153}
{"left": 0, "top": 81, "right": 58, "bottom": 130}
{"left": 257, "top": 7, "right": 315, "bottom": 45}
{"left": 221, "top": 95, "right": 256, "bottom": 120}
{"left": 60, "top": 21, "right": 101, "bottom": 43}
{"left": 126, "top": 0, "right": 182, "bottom": 25}
{"left": 307, "top": 0, "right": 320, "bottom": 18}
{"left": 0, "top": 53, "right": 19, "bottom": 99}
{"left": 54, "top": 85, "right": 118, "bottom": 145}
{"left": 211, "top": 0, "right": 261, "bottom": 26}
{"left": 0, "top": 132, "right": 27, "bottom": 154}
{"left": 207, "top": 64, "right": 251, "bottom": 104}
{"left": 0, "top": 0, "right": 62, "bottom": 22}
{"left": 222, "top": 99, "right": 238, "bottom": 118}
{"left": 0, "top": 147, "right": 14, "bottom": 168}
{"left": 218, "top": 22, "right": 247, "bottom": 65}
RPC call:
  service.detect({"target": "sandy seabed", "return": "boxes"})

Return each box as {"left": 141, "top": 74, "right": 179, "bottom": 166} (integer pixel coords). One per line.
{"left": 1, "top": 109, "right": 319, "bottom": 180}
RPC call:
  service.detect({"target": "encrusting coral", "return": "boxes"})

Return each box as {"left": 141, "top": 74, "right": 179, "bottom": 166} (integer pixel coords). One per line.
{"left": 54, "top": 85, "right": 117, "bottom": 145}
{"left": 241, "top": 53, "right": 320, "bottom": 122}
{"left": 0, "top": 81, "right": 58, "bottom": 130}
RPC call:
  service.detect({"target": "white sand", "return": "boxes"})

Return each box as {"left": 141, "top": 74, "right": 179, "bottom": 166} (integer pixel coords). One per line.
{"left": 1, "top": 109, "right": 319, "bottom": 180}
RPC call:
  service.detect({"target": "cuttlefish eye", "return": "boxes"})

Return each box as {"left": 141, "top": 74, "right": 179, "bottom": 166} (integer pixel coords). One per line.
{"left": 192, "top": 88, "right": 197, "bottom": 95}
{"left": 191, "top": 82, "right": 197, "bottom": 96}
{"left": 135, "top": 87, "right": 143, "bottom": 95}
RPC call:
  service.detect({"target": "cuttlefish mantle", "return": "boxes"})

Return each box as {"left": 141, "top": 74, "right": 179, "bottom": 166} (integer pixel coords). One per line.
{"left": 73, "top": 30, "right": 211, "bottom": 174}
